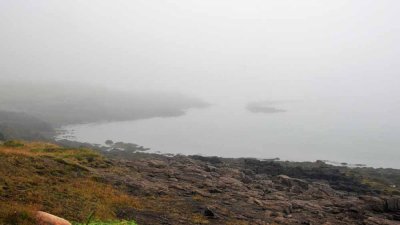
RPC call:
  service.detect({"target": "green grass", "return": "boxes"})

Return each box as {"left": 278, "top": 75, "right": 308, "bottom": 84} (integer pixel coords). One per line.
{"left": 73, "top": 221, "right": 138, "bottom": 225}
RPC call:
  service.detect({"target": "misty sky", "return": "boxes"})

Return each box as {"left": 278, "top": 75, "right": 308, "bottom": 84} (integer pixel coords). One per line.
{"left": 1, "top": 0, "right": 399, "bottom": 104}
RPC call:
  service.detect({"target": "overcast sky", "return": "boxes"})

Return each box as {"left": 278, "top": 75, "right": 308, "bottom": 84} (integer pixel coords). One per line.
{"left": 1, "top": 0, "right": 399, "bottom": 104}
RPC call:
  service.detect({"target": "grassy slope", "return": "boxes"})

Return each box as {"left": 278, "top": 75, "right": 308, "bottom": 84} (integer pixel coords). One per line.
{"left": 0, "top": 141, "right": 215, "bottom": 225}
{"left": 0, "top": 141, "right": 139, "bottom": 225}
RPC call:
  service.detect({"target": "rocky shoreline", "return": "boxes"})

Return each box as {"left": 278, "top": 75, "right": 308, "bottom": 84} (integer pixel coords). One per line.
{"left": 94, "top": 148, "right": 400, "bottom": 225}
{"left": 1, "top": 141, "right": 399, "bottom": 225}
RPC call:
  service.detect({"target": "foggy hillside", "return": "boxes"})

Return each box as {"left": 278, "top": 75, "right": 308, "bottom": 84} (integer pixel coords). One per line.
{"left": 0, "top": 110, "right": 54, "bottom": 140}
{"left": 0, "top": 82, "right": 209, "bottom": 126}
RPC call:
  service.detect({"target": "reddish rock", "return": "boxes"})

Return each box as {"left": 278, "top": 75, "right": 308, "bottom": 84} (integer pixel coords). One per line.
{"left": 35, "top": 211, "right": 72, "bottom": 225}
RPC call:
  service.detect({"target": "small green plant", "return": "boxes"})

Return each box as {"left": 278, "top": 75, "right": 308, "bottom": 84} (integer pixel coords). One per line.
{"left": 4, "top": 210, "right": 35, "bottom": 225}
{"left": 73, "top": 210, "right": 138, "bottom": 225}
{"left": 85, "top": 210, "right": 95, "bottom": 225}
{"left": 73, "top": 221, "right": 138, "bottom": 225}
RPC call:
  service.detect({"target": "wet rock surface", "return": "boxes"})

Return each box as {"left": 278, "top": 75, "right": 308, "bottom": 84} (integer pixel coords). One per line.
{"left": 94, "top": 153, "right": 400, "bottom": 225}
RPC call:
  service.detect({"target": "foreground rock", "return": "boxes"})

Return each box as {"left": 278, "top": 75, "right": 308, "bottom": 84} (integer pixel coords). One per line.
{"left": 35, "top": 211, "right": 72, "bottom": 225}
{"left": 94, "top": 152, "right": 400, "bottom": 225}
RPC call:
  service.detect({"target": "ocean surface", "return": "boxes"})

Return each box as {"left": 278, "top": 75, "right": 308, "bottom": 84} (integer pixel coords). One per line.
{"left": 59, "top": 99, "right": 400, "bottom": 169}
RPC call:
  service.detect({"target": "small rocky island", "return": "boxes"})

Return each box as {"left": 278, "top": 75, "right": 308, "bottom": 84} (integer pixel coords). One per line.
{"left": 246, "top": 101, "right": 287, "bottom": 114}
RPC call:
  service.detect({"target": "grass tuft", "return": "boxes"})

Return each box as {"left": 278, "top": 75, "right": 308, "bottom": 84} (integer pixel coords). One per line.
{"left": 73, "top": 221, "right": 138, "bottom": 225}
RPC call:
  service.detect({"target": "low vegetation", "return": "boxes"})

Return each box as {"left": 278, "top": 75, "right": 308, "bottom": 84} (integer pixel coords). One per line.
{"left": 73, "top": 221, "right": 138, "bottom": 225}
{"left": 0, "top": 141, "right": 139, "bottom": 225}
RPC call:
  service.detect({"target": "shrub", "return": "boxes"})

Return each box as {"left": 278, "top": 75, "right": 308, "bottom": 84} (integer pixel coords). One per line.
{"left": 3, "top": 140, "right": 24, "bottom": 147}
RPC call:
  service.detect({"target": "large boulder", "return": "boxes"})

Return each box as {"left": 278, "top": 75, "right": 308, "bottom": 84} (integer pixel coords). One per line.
{"left": 360, "top": 196, "right": 386, "bottom": 212}
{"left": 35, "top": 211, "right": 72, "bottom": 225}
{"left": 277, "top": 174, "right": 309, "bottom": 190}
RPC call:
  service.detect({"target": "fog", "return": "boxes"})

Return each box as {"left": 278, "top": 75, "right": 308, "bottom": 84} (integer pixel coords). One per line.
{"left": 1, "top": 1, "right": 400, "bottom": 167}
{"left": 2, "top": 0, "right": 399, "bottom": 101}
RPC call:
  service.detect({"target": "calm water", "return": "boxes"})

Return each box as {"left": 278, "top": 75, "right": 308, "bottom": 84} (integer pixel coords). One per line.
{"left": 60, "top": 99, "right": 400, "bottom": 169}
